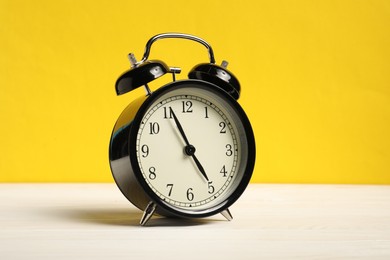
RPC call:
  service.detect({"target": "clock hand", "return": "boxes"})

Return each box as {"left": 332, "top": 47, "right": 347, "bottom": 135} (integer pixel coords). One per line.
{"left": 170, "top": 108, "right": 209, "bottom": 181}
{"left": 170, "top": 107, "right": 190, "bottom": 146}
{"left": 191, "top": 153, "right": 209, "bottom": 182}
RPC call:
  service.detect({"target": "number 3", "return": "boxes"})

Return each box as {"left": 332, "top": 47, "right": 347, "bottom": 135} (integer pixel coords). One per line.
{"left": 226, "top": 144, "right": 233, "bottom": 156}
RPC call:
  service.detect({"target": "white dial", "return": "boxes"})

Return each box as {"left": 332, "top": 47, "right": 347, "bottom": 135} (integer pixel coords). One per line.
{"left": 136, "top": 86, "right": 245, "bottom": 211}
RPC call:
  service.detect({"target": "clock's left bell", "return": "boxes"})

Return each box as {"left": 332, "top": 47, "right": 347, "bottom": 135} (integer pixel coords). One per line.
{"left": 115, "top": 59, "right": 169, "bottom": 95}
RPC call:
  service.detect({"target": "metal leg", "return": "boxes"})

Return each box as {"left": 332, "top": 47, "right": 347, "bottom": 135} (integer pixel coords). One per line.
{"left": 140, "top": 201, "right": 156, "bottom": 226}
{"left": 221, "top": 208, "right": 233, "bottom": 221}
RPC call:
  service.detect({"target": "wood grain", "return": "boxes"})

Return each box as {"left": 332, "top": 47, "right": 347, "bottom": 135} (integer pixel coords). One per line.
{"left": 0, "top": 184, "right": 389, "bottom": 259}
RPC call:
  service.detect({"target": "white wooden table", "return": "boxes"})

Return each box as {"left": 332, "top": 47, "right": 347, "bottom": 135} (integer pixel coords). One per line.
{"left": 1, "top": 184, "right": 389, "bottom": 259}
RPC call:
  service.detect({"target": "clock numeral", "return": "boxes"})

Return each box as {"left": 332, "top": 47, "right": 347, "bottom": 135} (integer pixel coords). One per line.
{"left": 182, "top": 101, "right": 193, "bottom": 113}
{"left": 166, "top": 184, "right": 174, "bottom": 196}
{"left": 149, "top": 122, "right": 160, "bottom": 135}
{"left": 219, "top": 122, "right": 227, "bottom": 133}
{"left": 186, "top": 188, "right": 194, "bottom": 201}
{"left": 148, "top": 166, "right": 156, "bottom": 180}
{"left": 204, "top": 107, "right": 209, "bottom": 118}
{"left": 220, "top": 165, "right": 228, "bottom": 177}
{"left": 141, "top": 144, "right": 149, "bottom": 158}
{"left": 226, "top": 144, "right": 233, "bottom": 156}
{"left": 207, "top": 181, "right": 215, "bottom": 194}
{"left": 163, "top": 106, "right": 173, "bottom": 119}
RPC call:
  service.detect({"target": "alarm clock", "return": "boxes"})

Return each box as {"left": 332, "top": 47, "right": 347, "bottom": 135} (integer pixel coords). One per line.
{"left": 109, "top": 33, "right": 255, "bottom": 226}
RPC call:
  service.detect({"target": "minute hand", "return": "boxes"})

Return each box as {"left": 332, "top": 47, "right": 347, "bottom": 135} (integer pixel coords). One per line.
{"left": 170, "top": 108, "right": 209, "bottom": 182}
{"left": 170, "top": 108, "right": 191, "bottom": 146}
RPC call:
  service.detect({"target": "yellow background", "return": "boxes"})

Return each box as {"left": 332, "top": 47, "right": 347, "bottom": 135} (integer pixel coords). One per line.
{"left": 1, "top": 0, "right": 389, "bottom": 183}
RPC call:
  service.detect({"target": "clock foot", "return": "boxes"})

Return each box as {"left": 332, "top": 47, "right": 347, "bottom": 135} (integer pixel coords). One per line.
{"left": 140, "top": 201, "right": 157, "bottom": 226}
{"left": 221, "top": 208, "right": 233, "bottom": 221}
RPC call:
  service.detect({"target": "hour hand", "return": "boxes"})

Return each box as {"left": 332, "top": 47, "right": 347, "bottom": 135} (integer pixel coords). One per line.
{"left": 191, "top": 153, "right": 209, "bottom": 182}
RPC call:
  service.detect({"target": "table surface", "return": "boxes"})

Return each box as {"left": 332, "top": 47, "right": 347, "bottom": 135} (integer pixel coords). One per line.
{"left": 0, "top": 183, "right": 389, "bottom": 259}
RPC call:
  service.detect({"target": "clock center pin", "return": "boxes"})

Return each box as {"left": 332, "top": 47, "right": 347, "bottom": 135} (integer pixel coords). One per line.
{"left": 184, "top": 145, "right": 196, "bottom": 156}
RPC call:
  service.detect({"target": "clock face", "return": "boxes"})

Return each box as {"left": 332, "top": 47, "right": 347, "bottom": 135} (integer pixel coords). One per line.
{"left": 131, "top": 81, "right": 253, "bottom": 216}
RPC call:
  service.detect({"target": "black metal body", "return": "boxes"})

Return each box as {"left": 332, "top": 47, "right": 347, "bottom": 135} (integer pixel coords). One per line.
{"left": 109, "top": 80, "right": 255, "bottom": 218}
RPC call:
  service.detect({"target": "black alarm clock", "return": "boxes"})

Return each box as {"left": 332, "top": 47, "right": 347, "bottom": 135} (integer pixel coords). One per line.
{"left": 109, "top": 33, "right": 255, "bottom": 225}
